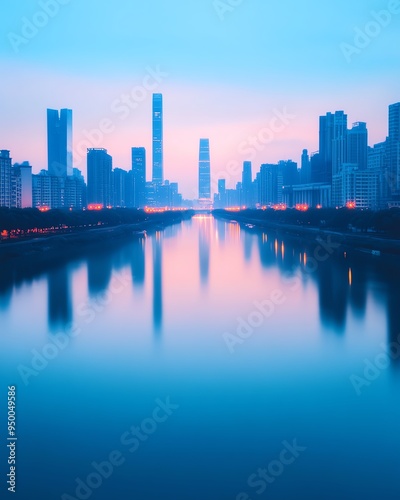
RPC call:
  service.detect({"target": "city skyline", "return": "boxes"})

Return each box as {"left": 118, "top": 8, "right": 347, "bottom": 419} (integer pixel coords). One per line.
{"left": 2, "top": 97, "right": 400, "bottom": 200}
{"left": 2, "top": 1, "right": 400, "bottom": 198}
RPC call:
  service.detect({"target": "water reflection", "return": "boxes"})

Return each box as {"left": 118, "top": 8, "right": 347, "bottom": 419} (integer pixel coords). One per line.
{"left": 47, "top": 267, "right": 72, "bottom": 331}
{"left": 87, "top": 252, "right": 113, "bottom": 297}
{"left": 0, "top": 266, "right": 13, "bottom": 311}
{"left": 215, "top": 219, "right": 226, "bottom": 243}
{"left": 198, "top": 216, "right": 211, "bottom": 287}
{"left": 243, "top": 231, "right": 254, "bottom": 263}
{"left": 238, "top": 222, "right": 400, "bottom": 355}
{"left": 1, "top": 218, "right": 400, "bottom": 358}
{"left": 131, "top": 238, "right": 145, "bottom": 288}
{"left": 152, "top": 232, "right": 163, "bottom": 333}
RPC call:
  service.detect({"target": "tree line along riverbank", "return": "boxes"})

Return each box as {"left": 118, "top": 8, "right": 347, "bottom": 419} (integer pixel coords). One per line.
{"left": 213, "top": 208, "right": 400, "bottom": 255}
{"left": 0, "top": 208, "right": 194, "bottom": 266}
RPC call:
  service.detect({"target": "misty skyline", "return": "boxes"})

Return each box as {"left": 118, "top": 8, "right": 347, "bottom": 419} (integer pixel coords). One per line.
{"left": 1, "top": 0, "right": 399, "bottom": 198}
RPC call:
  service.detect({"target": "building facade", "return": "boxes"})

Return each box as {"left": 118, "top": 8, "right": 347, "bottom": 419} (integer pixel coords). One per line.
{"left": 47, "top": 108, "right": 73, "bottom": 177}
{"left": 87, "top": 148, "right": 112, "bottom": 208}
{"left": 0, "top": 150, "right": 12, "bottom": 207}
{"left": 332, "top": 164, "right": 379, "bottom": 209}
{"left": 132, "top": 147, "right": 146, "bottom": 208}
{"left": 152, "top": 94, "right": 163, "bottom": 185}
{"left": 199, "top": 138, "right": 211, "bottom": 200}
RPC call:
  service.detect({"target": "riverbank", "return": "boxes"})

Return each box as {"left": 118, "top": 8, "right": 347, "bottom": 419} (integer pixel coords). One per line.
{"left": 0, "top": 211, "right": 192, "bottom": 267}
{"left": 213, "top": 210, "right": 400, "bottom": 256}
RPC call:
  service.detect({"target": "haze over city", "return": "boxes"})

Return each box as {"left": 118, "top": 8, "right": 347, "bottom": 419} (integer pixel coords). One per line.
{"left": 1, "top": 0, "right": 400, "bottom": 198}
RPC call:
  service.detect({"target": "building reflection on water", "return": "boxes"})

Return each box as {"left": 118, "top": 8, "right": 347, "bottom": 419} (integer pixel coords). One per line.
{"left": 246, "top": 221, "right": 400, "bottom": 363}
{"left": 47, "top": 267, "right": 72, "bottom": 331}
{"left": 152, "top": 232, "right": 163, "bottom": 333}
{"left": 198, "top": 216, "right": 211, "bottom": 287}
{"left": 1, "top": 218, "right": 400, "bottom": 362}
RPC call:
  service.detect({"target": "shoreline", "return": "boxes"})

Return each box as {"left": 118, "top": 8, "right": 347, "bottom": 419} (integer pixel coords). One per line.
{"left": 0, "top": 213, "right": 191, "bottom": 267}
{"left": 213, "top": 211, "right": 400, "bottom": 256}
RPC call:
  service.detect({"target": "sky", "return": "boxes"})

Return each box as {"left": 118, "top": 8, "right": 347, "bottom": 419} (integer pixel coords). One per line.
{"left": 1, "top": 0, "right": 400, "bottom": 198}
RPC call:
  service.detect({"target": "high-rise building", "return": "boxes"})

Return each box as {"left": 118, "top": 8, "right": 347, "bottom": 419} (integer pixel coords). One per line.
{"left": 12, "top": 162, "right": 32, "bottom": 208}
{"left": 258, "top": 163, "right": 283, "bottom": 206}
{"left": 132, "top": 147, "right": 146, "bottom": 208}
{"left": 332, "top": 164, "right": 378, "bottom": 209}
{"left": 215, "top": 179, "right": 227, "bottom": 208}
{"left": 319, "top": 111, "right": 347, "bottom": 183}
{"left": 387, "top": 102, "right": 400, "bottom": 197}
{"left": 242, "top": 161, "right": 253, "bottom": 207}
{"left": 347, "top": 122, "right": 368, "bottom": 170}
{"left": 112, "top": 168, "right": 128, "bottom": 208}
{"left": 152, "top": 94, "right": 163, "bottom": 185}
{"left": 87, "top": 148, "right": 112, "bottom": 208}
{"left": 199, "top": 138, "right": 211, "bottom": 199}
{"left": 0, "top": 150, "right": 12, "bottom": 208}
{"left": 65, "top": 168, "right": 86, "bottom": 210}
{"left": 280, "top": 160, "right": 299, "bottom": 186}
{"left": 47, "top": 108, "right": 73, "bottom": 177}
{"left": 32, "top": 170, "right": 64, "bottom": 209}
{"left": 301, "top": 149, "right": 311, "bottom": 184}
{"left": 389, "top": 102, "right": 400, "bottom": 140}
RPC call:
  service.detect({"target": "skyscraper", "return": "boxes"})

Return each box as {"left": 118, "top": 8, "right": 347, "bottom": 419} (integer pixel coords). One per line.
{"left": 152, "top": 94, "right": 163, "bottom": 184}
{"left": 387, "top": 102, "right": 400, "bottom": 196}
{"left": 319, "top": 111, "right": 347, "bottom": 183}
{"left": 199, "top": 138, "right": 211, "bottom": 199}
{"left": 132, "top": 147, "right": 146, "bottom": 208}
{"left": 242, "top": 161, "right": 253, "bottom": 207}
{"left": 47, "top": 108, "right": 72, "bottom": 177}
{"left": 347, "top": 122, "right": 368, "bottom": 170}
{"left": 112, "top": 168, "right": 128, "bottom": 208}
{"left": 0, "top": 150, "right": 12, "bottom": 208}
{"left": 389, "top": 102, "right": 400, "bottom": 140}
{"left": 301, "top": 149, "right": 311, "bottom": 184}
{"left": 87, "top": 148, "right": 112, "bottom": 208}
{"left": 12, "top": 162, "right": 33, "bottom": 208}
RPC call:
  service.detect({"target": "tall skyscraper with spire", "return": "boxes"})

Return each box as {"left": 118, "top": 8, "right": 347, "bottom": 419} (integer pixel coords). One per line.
{"left": 152, "top": 94, "right": 163, "bottom": 185}
{"left": 198, "top": 139, "right": 211, "bottom": 199}
{"left": 47, "top": 108, "right": 72, "bottom": 177}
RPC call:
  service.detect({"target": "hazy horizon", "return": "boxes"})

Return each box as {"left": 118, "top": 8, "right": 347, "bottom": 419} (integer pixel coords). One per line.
{"left": 1, "top": 0, "right": 399, "bottom": 198}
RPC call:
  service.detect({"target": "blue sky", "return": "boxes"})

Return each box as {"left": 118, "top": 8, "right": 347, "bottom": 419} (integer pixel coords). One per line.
{"left": 1, "top": 0, "right": 399, "bottom": 197}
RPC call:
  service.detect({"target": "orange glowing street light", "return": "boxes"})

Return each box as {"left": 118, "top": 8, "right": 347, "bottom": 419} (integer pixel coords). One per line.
{"left": 346, "top": 201, "right": 356, "bottom": 209}
{"left": 295, "top": 204, "right": 309, "bottom": 212}
{"left": 272, "top": 203, "right": 287, "bottom": 211}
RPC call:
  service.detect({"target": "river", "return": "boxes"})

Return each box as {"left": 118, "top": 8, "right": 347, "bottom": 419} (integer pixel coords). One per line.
{"left": 1, "top": 215, "right": 400, "bottom": 499}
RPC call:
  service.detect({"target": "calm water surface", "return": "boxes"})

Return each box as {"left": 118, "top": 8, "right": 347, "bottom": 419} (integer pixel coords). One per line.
{"left": 1, "top": 215, "right": 400, "bottom": 499}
